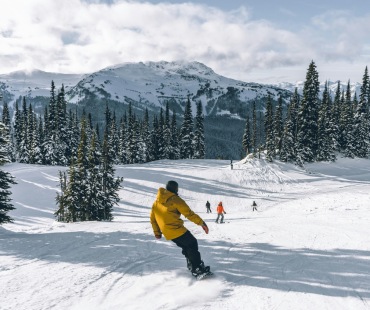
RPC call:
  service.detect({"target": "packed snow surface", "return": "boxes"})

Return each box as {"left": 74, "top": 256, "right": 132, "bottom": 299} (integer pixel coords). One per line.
{"left": 1, "top": 157, "right": 370, "bottom": 310}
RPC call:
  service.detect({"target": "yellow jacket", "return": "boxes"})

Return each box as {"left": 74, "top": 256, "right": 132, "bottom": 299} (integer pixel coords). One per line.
{"left": 150, "top": 188, "right": 204, "bottom": 240}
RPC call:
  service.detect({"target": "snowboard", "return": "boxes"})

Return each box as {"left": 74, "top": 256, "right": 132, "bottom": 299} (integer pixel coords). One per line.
{"left": 194, "top": 270, "right": 214, "bottom": 281}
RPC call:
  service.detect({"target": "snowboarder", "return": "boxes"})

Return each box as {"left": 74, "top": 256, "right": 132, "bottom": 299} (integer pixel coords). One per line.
{"left": 252, "top": 200, "right": 257, "bottom": 212}
{"left": 215, "top": 201, "right": 226, "bottom": 223}
{"left": 206, "top": 200, "right": 211, "bottom": 213}
{"left": 150, "top": 180, "right": 211, "bottom": 279}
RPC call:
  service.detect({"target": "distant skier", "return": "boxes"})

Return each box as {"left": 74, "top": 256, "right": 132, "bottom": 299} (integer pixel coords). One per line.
{"left": 206, "top": 200, "right": 212, "bottom": 213}
{"left": 215, "top": 201, "right": 226, "bottom": 223}
{"left": 252, "top": 200, "right": 258, "bottom": 212}
{"left": 230, "top": 159, "right": 233, "bottom": 170}
{"left": 150, "top": 180, "right": 212, "bottom": 279}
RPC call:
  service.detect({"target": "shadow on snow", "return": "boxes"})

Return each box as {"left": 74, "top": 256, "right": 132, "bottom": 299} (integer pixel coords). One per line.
{"left": 1, "top": 227, "right": 369, "bottom": 300}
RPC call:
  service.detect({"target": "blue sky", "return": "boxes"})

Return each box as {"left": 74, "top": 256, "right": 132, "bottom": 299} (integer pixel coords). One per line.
{"left": 1, "top": 0, "right": 369, "bottom": 83}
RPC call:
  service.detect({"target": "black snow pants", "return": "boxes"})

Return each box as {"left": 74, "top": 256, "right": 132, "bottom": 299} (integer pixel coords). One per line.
{"left": 172, "top": 230, "right": 202, "bottom": 271}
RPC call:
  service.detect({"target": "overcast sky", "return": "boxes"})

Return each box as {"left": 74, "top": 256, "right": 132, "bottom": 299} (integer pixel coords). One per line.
{"left": 1, "top": 0, "right": 369, "bottom": 83}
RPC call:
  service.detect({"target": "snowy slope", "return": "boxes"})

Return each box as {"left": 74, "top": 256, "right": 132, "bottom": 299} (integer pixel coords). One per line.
{"left": 1, "top": 158, "right": 370, "bottom": 310}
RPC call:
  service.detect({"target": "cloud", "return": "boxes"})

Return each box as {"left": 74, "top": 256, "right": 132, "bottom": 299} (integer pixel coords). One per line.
{"left": 0, "top": 0, "right": 369, "bottom": 82}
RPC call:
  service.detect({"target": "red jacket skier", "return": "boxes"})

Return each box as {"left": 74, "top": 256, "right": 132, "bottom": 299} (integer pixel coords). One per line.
{"left": 215, "top": 202, "right": 226, "bottom": 223}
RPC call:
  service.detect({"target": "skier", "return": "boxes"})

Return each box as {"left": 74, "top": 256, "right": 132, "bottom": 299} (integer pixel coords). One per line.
{"left": 215, "top": 201, "right": 226, "bottom": 223}
{"left": 230, "top": 159, "right": 233, "bottom": 170}
{"left": 150, "top": 180, "right": 211, "bottom": 279}
{"left": 206, "top": 200, "right": 211, "bottom": 213}
{"left": 252, "top": 200, "right": 258, "bottom": 212}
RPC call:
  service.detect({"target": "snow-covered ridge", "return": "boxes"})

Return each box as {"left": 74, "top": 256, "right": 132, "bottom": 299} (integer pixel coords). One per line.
{"left": 0, "top": 61, "right": 291, "bottom": 117}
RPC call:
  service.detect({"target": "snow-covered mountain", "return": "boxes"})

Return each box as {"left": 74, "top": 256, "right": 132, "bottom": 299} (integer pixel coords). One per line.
{"left": 0, "top": 61, "right": 291, "bottom": 118}
{"left": 67, "top": 61, "right": 291, "bottom": 117}
{"left": 0, "top": 69, "right": 83, "bottom": 102}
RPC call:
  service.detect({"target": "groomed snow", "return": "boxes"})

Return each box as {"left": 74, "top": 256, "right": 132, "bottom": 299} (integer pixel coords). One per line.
{"left": 1, "top": 157, "right": 370, "bottom": 310}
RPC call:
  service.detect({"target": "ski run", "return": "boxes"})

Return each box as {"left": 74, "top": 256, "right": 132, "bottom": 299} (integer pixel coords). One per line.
{"left": 1, "top": 157, "right": 370, "bottom": 310}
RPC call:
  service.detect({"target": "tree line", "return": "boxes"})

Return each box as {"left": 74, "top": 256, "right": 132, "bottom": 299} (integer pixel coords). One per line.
{"left": 242, "top": 61, "right": 370, "bottom": 165}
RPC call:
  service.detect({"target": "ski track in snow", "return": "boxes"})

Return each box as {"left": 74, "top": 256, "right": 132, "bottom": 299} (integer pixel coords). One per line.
{"left": 1, "top": 158, "right": 370, "bottom": 310}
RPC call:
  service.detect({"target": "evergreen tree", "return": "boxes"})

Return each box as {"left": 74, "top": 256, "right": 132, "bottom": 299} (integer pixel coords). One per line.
{"left": 142, "top": 109, "right": 151, "bottom": 162}
{"left": 157, "top": 108, "right": 165, "bottom": 159}
{"left": 316, "top": 82, "right": 335, "bottom": 161}
{"left": 251, "top": 101, "right": 257, "bottom": 155}
{"left": 342, "top": 81, "right": 356, "bottom": 157}
{"left": 100, "top": 129, "right": 122, "bottom": 221}
{"left": 0, "top": 122, "right": 16, "bottom": 224}
{"left": 180, "top": 97, "right": 194, "bottom": 159}
{"left": 119, "top": 115, "right": 128, "bottom": 164}
{"left": 329, "top": 82, "right": 341, "bottom": 153}
{"left": 274, "top": 95, "right": 284, "bottom": 155}
{"left": 18, "top": 97, "right": 29, "bottom": 163}
{"left": 14, "top": 101, "right": 22, "bottom": 160}
{"left": 242, "top": 115, "right": 251, "bottom": 155}
{"left": 55, "top": 171, "right": 67, "bottom": 222}
{"left": 193, "top": 101, "right": 205, "bottom": 159}
{"left": 161, "top": 103, "right": 172, "bottom": 159}
{"left": 352, "top": 67, "right": 369, "bottom": 157}
{"left": 170, "top": 111, "right": 180, "bottom": 159}
{"left": 264, "top": 95, "right": 274, "bottom": 161}
{"left": 1, "top": 101, "right": 13, "bottom": 161}
{"left": 280, "top": 102, "right": 296, "bottom": 162}
{"left": 296, "top": 61, "right": 320, "bottom": 164}
{"left": 149, "top": 115, "right": 159, "bottom": 161}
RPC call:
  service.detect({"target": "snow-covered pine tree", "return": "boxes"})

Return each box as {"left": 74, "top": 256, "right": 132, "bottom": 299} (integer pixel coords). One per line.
{"left": 108, "top": 116, "right": 119, "bottom": 164}
{"left": 13, "top": 102, "right": 22, "bottom": 160}
{"left": 242, "top": 114, "right": 251, "bottom": 156}
{"left": 316, "top": 82, "right": 336, "bottom": 161}
{"left": 251, "top": 101, "right": 257, "bottom": 155}
{"left": 17, "top": 98, "right": 29, "bottom": 163}
{"left": 264, "top": 95, "right": 275, "bottom": 162}
{"left": 342, "top": 81, "right": 356, "bottom": 157}
{"left": 134, "top": 119, "right": 145, "bottom": 163}
{"left": 157, "top": 108, "right": 165, "bottom": 159}
{"left": 280, "top": 100, "right": 296, "bottom": 162}
{"left": 162, "top": 103, "right": 173, "bottom": 159}
{"left": 99, "top": 129, "right": 122, "bottom": 221}
{"left": 149, "top": 115, "right": 159, "bottom": 161}
{"left": 352, "top": 67, "right": 369, "bottom": 158}
{"left": 75, "top": 117, "right": 89, "bottom": 221}
{"left": 86, "top": 131, "right": 102, "bottom": 220}
{"left": 56, "top": 85, "right": 68, "bottom": 165}
{"left": 274, "top": 95, "right": 284, "bottom": 156}
{"left": 193, "top": 101, "right": 205, "bottom": 159}
{"left": 55, "top": 170, "right": 67, "bottom": 222}
{"left": 330, "top": 81, "right": 342, "bottom": 152}
{"left": 170, "top": 110, "right": 180, "bottom": 159}
{"left": 119, "top": 114, "right": 128, "bottom": 164}
{"left": 28, "top": 115, "right": 42, "bottom": 165}
{"left": 0, "top": 122, "right": 16, "bottom": 224}
{"left": 1, "top": 101, "right": 14, "bottom": 161}
{"left": 180, "top": 97, "right": 194, "bottom": 159}
{"left": 142, "top": 108, "right": 151, "bottom": 162}
{"left": 126, "top": 104, "right": 138, "bottom": 163}
{"left": 296, "top": 61, "right": 320, "bottom": 164}
{"left": 65, "top": 109, "right": 79, "bottom": 165}
{"left": 43, "top": 83, "right": 68, "bottom": 166}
